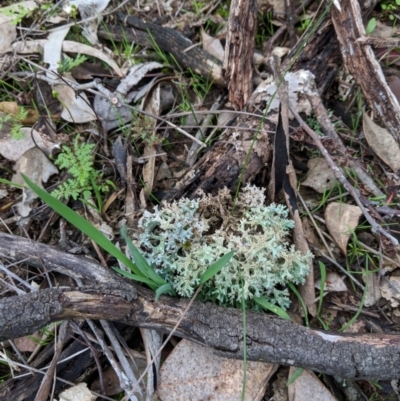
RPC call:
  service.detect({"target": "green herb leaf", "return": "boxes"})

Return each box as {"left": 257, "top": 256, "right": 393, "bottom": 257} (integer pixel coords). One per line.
{"left": 366, "top": 18, "right": 376, "bottom": 35}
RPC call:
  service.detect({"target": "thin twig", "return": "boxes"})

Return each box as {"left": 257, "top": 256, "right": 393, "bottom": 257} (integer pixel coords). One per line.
{"left": 289, "top": 102, "right": 399, "bottom": 246}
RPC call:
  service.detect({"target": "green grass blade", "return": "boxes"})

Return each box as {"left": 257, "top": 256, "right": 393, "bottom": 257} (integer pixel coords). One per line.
{"left": 254, "top": 297, "right": 291, "bottom": 321}
{"left": 0, "top": 178, "right": 24, "bottom": 189}
{"left": 200, "top": 251, "right": 234, "bottom": 284}
{"left": 155, "top": 283, "right": 176, "bottom": 300}
{"left": 112, "top": 267, "right": 158, "bottom": 290}
{"left": 120, "top": 226, "right": 166, "bottom": 286}
{"left": 286, "top": 368, "right": 304, "bottom": 386}
{"left": 317, "top": 261, "right": 326, "bottom": 316}
{"left": 339, "top": 281, "right": 367, "bottom": 332}
{"left": 21, "top": 174, "right": 142, "bottom": 276}
{"left": 288, "top": 282, "right": 309, "bottom": 327}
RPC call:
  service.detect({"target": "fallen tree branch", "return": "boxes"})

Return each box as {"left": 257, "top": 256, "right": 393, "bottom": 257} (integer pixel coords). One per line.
{"left": 331, "top": 0, "right": 400, "bottom": 145}
{"left": 1, "top": 233, "right": 400, "bottom": 379}
{"left": 98, "top": 13, "right": 225, "bottom": 86}
{"left": 288, "top": 102, "right": 399, "bottom": 245}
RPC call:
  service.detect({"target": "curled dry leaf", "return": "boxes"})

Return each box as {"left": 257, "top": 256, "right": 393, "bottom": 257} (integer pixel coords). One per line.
{"left": 66, "top": 0, "right": 111, "bottom": 45}
{"left": 362, "top": 272, "right": 381, "bottom": 307}
{"left": 381, "top": 276, "right": 400, "bottom": 307}
{"left": 0, "top": 1, "right": 37, "bottom": 56}
{"left": 301, "top": 158, "right": 338, "bottom": 193}
{"left": 325, "top": 202, "right": 362, "bottom": 255}
{"left": 363, "top": 111, "right": 400, "bottom": 173}
{"left": 201, "top": 28, "right": 224, "bottom": 62}
{"left": 0, "top": 126, "right": 58, "bottom": 161}
{"left": 0, "top": 101, "right": 39, "bottom": 124}
{"left": 157, "top": 339, "right": 276, "bottom": 401}
{"left": 12, "top": 148, "right": 58, "bottom": 217}
{"left": 58, "top": 382, "right": 96, "bottom": 401}
{"left": 12, "top": 40, "right": 123, "bottom": 77}
{"left": 315, "top": 272, "right": 347, "bottom": 293}
{"left": 53, "top": 73, "right": 97, "bottom": 123}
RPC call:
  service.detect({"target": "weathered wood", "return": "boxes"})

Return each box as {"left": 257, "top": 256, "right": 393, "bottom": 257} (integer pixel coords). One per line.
{"left": 163, "top": 109, "right": 272, "bottom": 201}
{"left": 2, "top": 233, "right": 400, "bottom": 380}
{"left": 97, "top": 13, "right": 225, "bottom": 86}
{"left": 282, "top": 13, "right": 341, "bottom": 90}
{"left": 331, "top": 0, "right": 400, "bottom": 144}
{"left": 223, "top": 0, "right": 257, "bottom": 109}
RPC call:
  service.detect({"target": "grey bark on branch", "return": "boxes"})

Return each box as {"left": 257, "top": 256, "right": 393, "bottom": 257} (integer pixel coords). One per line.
{"left": 1, "top": 232, "right": 400, "bottom": 380}
{"left": 97, "top": 13, "right": 225, "bottom": 86}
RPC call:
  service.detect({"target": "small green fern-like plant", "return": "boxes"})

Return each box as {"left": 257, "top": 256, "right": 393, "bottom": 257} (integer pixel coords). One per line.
{"left": 52, "top": 136, "right": 109, "bottom": 201}
{"left": 58, "top": 54, "right": 87, "bottom": 74}
{"left": 0, "top": 4, "right": 35, "bottom": 25}
{"left": 0, "top": 106, "right": 28, "bottom": 140}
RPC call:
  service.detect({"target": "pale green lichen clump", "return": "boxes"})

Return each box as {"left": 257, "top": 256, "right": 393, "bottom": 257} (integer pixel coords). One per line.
{"left": 136, "top": 185, "right": 312, "bottom": 309}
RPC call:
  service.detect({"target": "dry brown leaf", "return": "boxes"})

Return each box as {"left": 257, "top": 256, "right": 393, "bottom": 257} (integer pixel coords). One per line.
{"left": 0, "top": 102, "right": 39, "bottom": 124}
{"left": 363, "top": 111, "right": 400, "bottom": 172}
{"left": 315, "top": 272, "right": 347, "bottom": 293}
{"left": 201, "top": 28, "right": 224, "bottom": 62}
{"left": 139, "top": 84, "right": 161, "bottom": 204}
{"left": 288, "top": 368, "right": 338, "bottom": 401}
{"left": 12, "top": 40, "right": 123, "bottom": 77}
{"left": 301, "top": 158, "right": 338, "bottom": 193}
{"left": 14, "top": 333, "right": 41, "bottom": 352}
{"left": 381, "top": 276, "right": 400, "bottom": 307}
{"left": 325, "top": 202, "right": 362, "bottom": 255}
{"left": 53, "top": 73, "right": 97, "bottom": 123}
{"left": 0, "top": 126, "right": 58, "bottom": 161}
{"left": 157, "top": 339, "right": 276, "bottom": 401}
{"left": 362, "top": 272, "right": 381, "bottom": 307}
{"left": 12, "top": 148, "right": 58, "bottom": 217}
{"left": 0, "top": 13, "right": 16, "bottom": 55}
{"left": 58, "top": 382, "right": 96, "bottom": 401}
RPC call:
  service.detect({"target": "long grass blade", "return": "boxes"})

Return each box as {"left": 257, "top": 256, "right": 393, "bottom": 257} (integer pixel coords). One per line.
{"left": 200, "top": 251, "right": 234, "bottom": 284}
{"left": 22, "top": 174, "right": 141, "bottom": 276}
{"left": 254, "top": 297, "right": 291, "bottom": 321}
{"left": 120, "top": 225, "right": 166, "bottom": 286}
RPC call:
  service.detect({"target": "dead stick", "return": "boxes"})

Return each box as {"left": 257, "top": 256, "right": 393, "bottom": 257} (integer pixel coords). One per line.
{"left": 288, "top": 102, "right": 399, "bottom": 246}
